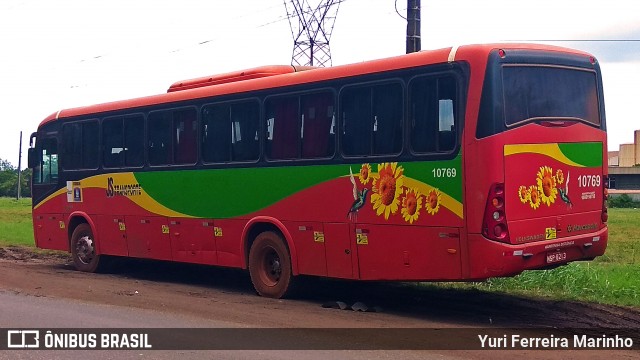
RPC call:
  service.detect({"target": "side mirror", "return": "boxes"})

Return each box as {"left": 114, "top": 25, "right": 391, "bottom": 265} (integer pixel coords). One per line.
{"left": 28, "top": 148, "right": 37, "bottom": 169}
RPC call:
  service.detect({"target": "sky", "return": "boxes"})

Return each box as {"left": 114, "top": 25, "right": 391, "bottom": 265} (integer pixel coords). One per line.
{"left": 1, "top": 0, "right": 639, "bottom": 168}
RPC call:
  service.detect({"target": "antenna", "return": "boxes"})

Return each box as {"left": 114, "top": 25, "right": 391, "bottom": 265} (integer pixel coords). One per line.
{"left": 284, "top": 0, "right": 342, "bottom": 67}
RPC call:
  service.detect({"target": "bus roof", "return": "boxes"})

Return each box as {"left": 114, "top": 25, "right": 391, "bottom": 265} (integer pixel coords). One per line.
{"left": 38, "top": 43, "right": 593, "bottom": 128}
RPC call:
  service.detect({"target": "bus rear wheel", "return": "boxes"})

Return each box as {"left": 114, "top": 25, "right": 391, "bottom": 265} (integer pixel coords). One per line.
{"left": 248, "top": 231, "right": 294, "bottom": 298}
{"left": 71, "top": 223, "right": 104, "bottom": 273}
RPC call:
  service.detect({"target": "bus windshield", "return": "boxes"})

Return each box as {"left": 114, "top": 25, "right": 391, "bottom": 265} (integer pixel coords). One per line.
{"left": 502, "top": 65, "right": 600, "bottom": 126}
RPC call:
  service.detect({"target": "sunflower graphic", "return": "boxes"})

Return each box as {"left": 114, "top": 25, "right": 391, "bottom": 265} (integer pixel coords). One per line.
{"left": 555, "top": 169, "right": 564, "bottom": 185}
{"left": 425, "top": 188, "right": 442, "bottom": 215}
{"left": 537, "top": 166, "right": 558, "bottom": 206}
{"left": 401, "top": 187, "right": 423, "bottom": 224}
{"left": 518, "top": 185, "right": 529, "bottom": 204}
{"left": 371, "top": 162, "right": 404, "bottom": 220}
{"left": 528, "top": 185, "right": 541, "bottom": 209}
{"left": 359, "top": 163, "right": 372, "bottom": 185}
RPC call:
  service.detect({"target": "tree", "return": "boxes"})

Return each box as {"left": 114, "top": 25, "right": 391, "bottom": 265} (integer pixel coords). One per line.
{"left": 0, "top": 158, "right": 31, "bottom": 198}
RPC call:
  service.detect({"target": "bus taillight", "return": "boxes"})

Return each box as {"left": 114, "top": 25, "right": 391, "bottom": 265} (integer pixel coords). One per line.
{"left": 602, "top": 176, "right": 609, "bottom": 223}
{"left": 482, "top": 183, "right": 510, "bottom": 242}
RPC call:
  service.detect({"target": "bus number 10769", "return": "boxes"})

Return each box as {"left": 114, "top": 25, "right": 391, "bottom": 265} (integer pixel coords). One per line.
{"left": 432, "top": 168, "right": 457, "bottom": 178}
{"left": 577, "top": 175, "right": 601, "bottom": 188}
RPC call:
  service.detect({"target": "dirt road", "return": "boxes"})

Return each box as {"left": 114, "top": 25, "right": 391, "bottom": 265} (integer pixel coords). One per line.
{"left": 1, "top": 246, "right": 639, "bottom": 359}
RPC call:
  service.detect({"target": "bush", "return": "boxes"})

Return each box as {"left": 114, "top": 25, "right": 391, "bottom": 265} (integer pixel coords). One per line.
{"left": 608, "top": 194, "right": 640, "bottom": 208}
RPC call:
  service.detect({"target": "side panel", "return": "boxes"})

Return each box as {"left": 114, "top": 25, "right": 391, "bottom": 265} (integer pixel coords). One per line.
{"left": 96, "top": 215, "right": 128, "bottom": 256}
{"left": 355, "top": 224, "right": 461, "bottom": 280}
{"left": 170, "top": 218, "right": 217, "bottom": 265}
{"left": 33, "top": 213, "right": 68, "bottom": 251}
{"left": 214, "top": 219, "right": 244, "bottom": 268}
{"left": 323, "top": 223, "right": 354, "bottom": 279}
{"left": 125, "top": 216, "right": 172, "bottom": 261}
{"left": 286, "top": 221, "right": 327, "bottom": 277}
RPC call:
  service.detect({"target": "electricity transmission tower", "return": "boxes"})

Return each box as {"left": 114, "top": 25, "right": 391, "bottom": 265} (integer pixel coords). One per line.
{"left": 284, "top": 0, "right": 341, "bottom": 67}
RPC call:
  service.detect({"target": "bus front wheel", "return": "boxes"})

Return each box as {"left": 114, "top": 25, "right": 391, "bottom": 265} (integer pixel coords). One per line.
{"left": 248, "top": 231, "right": 294, "bottom": 298}
{"left": 71, "top": 223, "right": 103, "bottom": 273}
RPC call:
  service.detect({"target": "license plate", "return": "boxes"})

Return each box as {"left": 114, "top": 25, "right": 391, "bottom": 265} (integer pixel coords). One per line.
{"left": 546, "top": 251, "right": 567, "bottom": 264}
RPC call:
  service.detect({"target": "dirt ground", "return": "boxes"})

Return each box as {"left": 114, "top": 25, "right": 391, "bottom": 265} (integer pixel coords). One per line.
{"left": 1, "top": 246, "right": 639, "bottom": 358}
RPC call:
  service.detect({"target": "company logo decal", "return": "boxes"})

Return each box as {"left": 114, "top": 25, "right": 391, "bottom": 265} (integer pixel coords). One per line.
{"left": 106, "top": 177, "right": 142, "bottom": 198}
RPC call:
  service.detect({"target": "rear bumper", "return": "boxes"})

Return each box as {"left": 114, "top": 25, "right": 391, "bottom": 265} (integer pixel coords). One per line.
{"left": 466, "top": 227, "right": 607, "bottom": 280}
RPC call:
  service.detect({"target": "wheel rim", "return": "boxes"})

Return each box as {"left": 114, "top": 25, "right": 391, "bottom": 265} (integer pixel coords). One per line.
{"left": 75, "top": 235, "right": 95, "bottom": 265}
{"left": 261, "top": 246, "right": 282, "bottom": 286}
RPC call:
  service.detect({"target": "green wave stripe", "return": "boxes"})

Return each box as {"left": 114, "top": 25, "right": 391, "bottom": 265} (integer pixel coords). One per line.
{"left": 558, "top": 142, "right": 602, "bottom": 168}
{"left": 134, "top": 155, "right": 463, "bottom": 219}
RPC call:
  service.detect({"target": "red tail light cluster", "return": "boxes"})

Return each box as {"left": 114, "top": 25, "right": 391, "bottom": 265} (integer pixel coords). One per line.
{"left": 602, "top": 176, "right": 609, "bottom": 223}
{"left": 482, "top": 183, "right": 510, "bottom": 242}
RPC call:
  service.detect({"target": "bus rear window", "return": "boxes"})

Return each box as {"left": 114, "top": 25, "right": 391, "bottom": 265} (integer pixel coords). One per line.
{"left": 502, "top": 66, "right": 600, "bottom": 126}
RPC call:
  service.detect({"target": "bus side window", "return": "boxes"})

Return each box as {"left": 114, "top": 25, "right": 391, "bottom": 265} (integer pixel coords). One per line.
{"left": 341, "top": 82, "right": 402, "bottom": 157}
{"left": 148, "top": 111, "right": 172, "bottom": 166}
{"left": 410, "top": 76, "right": 457, "bottom": 153}
{"left": 231, "top": 102, "right": 259, "bottom": 161}
{"left": 341, "top": 87, "right": 371, "bottom": 156}
{"left": 202, "top": 104, "right": 231, "bottom": 163}
{"left": 174, "top": 109, "right": 197, "bottom": 165}
{"left": 103, "top": 117, "right": 124, "bottom": 168}
{"left": 266, "top": 96, "right": 299, "bottom": 160}
{"left": 124, "top": 115, "right": 145, "bottom": 167}
{"left": 301, "top": 91, "right": 335, "bottom": 158}
{"left": 372, "top": 83, "right": 403, "bottom": 155}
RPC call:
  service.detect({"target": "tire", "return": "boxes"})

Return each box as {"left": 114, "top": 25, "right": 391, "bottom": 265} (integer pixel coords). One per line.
{"left": 71, "top": 223, "right": 105, "bottom": 273}
{"left": 248, "top": 231, "right": 294, "bottom": 298}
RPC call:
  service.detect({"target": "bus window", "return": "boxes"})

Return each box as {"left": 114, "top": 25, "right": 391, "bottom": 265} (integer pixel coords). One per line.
{"left": 202, "top": 101, "right": 259, "bottom": 163}
{"left": 103, "top": 117, "right": 124, "bottom": 168}
{"left": 301, "top": 92, "right": 335, "bottom": 158}
{"left": 341, "top": 82, "right": 402, "bottom": 157}
{"left": 62, "top": 120, "right": 99, "bottom": 170}
{"left": 173, "top": 109, "right": 197, "bottom": 164}
{"left": 103, "top": 115, "right": 145, "bottom": 168}
{"left": 124, "top": 115, "right": 144, "bottom": 167}
{"left": 33, "top": 137, "right": 58, "bottom": 184}
{"left": 410, "top": 76, "right": 457, "bottom": 153}
{"left": 502, "top": 66, "right": 600, "bottom": 126}
{"left": 266, "top": 96, "right": 299, "bottom": 160}
{"left": 148, "top": 111, "right": 172, "bottom": 166}
{"left": 230, "top": 102, "right": 259, "bottom": 161}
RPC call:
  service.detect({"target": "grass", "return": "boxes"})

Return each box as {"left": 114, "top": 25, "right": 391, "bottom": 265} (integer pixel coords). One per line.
{"left": 1, "top": 198, "right": 639, "bottom": 307}
{"left": 0, "top": 197, "right": 34, "bottom": 247}
{"left": 435, "top": 208, "right": 640, "bottom": 307}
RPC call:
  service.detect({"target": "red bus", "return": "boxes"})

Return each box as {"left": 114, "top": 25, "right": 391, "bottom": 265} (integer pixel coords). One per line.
{"left": 28, "top": 43, "right": 608, "bottom": 298}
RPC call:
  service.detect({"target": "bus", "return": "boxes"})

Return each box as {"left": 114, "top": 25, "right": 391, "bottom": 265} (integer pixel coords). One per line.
{"left": 28, "top": 43, "right": 608, "bottom": 298}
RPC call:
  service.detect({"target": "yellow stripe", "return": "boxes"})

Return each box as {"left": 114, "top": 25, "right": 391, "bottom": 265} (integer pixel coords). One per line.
{"left": 504, "top": 144, "right": 584, "bottom": 168}
{"left": 403, "top": 178, "right": 464, "bottom": 219}
{"left": 35, "top": 173, "right": 192, "bottom": 218}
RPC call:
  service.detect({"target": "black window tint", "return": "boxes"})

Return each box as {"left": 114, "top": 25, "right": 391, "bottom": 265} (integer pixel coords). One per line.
{"left": 173, "top": 109, "right": 197, "bottom": 164}
{"left": 410, "top": 76, "right": 457, "bottom": 153}
{"left": 148, "top": 112, "right": 172, "bottom": 166}
{"left": 341, "top": 83, "right": 402, "bottom": 156}
{"left": 301, "top": 92, "right": 335, "bottom": 158}
{"left": 502, "top": 66, "right": 600, "bottom": 126}
{"left": 266, "top": 92, "right": 334, "bottom": 160}
{"left": 266, "top": 96, "right": 299, "bottom": 160}
{"left": 202, "top": 101, "right": 259, "bottom": 163}
{"left": 62, "top": 121, "right": 99, "bottom": 169}
{"left": 230, "top": 102, "right": 259, "bottom": 161}
{"left": 124, "top": 115, "right": 144, "bottom": 167}
{"left": 148, "top": 108, "right": 196, "bottom": 166}
{"left": 103, "top": 117, "right": 124, "bottom": 168}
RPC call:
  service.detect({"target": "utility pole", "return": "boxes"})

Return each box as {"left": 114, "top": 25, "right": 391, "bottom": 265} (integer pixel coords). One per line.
{"left": 406, "top": 0, "right": 421, "bottom": 54}
{"left": 284, "top": 0, "right": 342, "bottom": 67}
{"left": 17, "top": 131, "right": 22, "bottom": 200}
